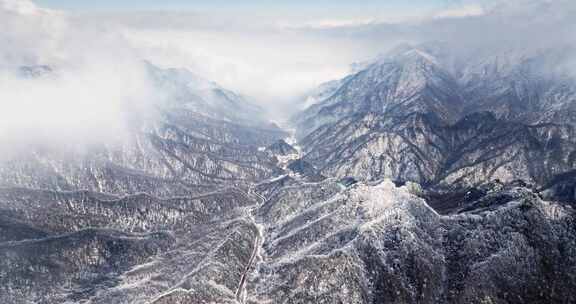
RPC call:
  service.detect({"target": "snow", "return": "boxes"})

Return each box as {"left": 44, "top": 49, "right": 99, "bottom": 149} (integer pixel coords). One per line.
{"left": 350, "top": 180, "right": 413, "bottom": 217}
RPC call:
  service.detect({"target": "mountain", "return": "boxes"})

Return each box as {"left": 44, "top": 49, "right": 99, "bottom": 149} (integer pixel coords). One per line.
{"left": 0, "top": 64, "right": 287, "bottom": 196}
{"left": 145, "top": 63, "right": 269, "bottom": 125}
{"left": 293, "top": 44, "right": 465, "bottom": 137}
{"left": 3, "top": 169, "right": 575, "bottom": 303}
{"left": 458, "top": 47, "right": 576, "bottom": 125}
{"left": 3, "top": 45, "right": 576, "bottom": 304}
{"left": 293, "top": 43, "right": 576, "bottom": 189}
{"left": 247, "top": 178, "right": 576, "bottom": 304}
{"left": 0, "top": 63, "right": 287, "bottom": 302}
{"left": 300, "top": 111, "right": 576, "bottom": 188}
{"left": 17, "top": 65, "right": 53, "bottom": 78}
{"left": 265, "top": 139, "right": 298, "bottom": 156}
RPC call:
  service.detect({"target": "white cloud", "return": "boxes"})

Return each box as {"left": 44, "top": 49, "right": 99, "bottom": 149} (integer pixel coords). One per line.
{"left": 0, "top": 0, "right": 67, "bottom": 66}
{"left": 433, "top": 4, "right": 485, "bottom": 19}
{"left": 1, "top": 0, "right": 39, "bottom": 14}
{"left": 279, "top": 18, "right": 378, "bottom": 30}
{"left": 123, "top": 28, "right": 371, "bottom": 118}
{"left": 0, "top": 0, "right": 162, "bottom": 146}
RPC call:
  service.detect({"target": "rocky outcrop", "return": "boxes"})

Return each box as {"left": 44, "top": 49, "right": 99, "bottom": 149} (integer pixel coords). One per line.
{"left": 266, "top": 139, "right": 298, "bottom": 156}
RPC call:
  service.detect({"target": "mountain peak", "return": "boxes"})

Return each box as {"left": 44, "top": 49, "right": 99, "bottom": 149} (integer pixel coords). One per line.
{"left": 17, "top": 65, "right": 53, "bottom": 78}
{"left": 393, "top": 47, "right": 441, "bottom": 66}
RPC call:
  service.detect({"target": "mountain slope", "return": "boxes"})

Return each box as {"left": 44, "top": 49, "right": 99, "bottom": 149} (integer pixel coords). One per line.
{"left": 0, "top": 64, "right": 287, "bottom": 197}
{"left": 246, "top": 178, "right": 576, "bottom": 304}
{"left": 293, "top": 44, "right": 576, "bottom": 188}
{"left": 301, "top": 111, "right": 576, "bottom": 187}
{"left": 0, "top": 63, "right": 286, "bottom": 303}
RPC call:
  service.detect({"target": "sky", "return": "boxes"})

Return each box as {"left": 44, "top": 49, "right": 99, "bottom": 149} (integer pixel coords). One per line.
{"left": 34, "top": 0, "right": 445, "bottom": 16}
{"left": 33, "top": 0, "right": 466, "bottom": 32}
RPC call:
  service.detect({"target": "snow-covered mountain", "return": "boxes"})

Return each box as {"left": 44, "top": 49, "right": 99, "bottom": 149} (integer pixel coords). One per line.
{"left": 4, "top": 174, "right": 575, "bottom": 303}
{"left": 247, "top": 178, "right": 576, "bottom": 303}
{"left": 0, "top": 63, "right": 287, "bottom": 196}
{"left": 0, "top": 62, "right": 289, "bottom": 303}
{"left": 146, "top": 63, "right": 268, "bottom": 125}
{"left": 2, "top": 45, "right": 576, "bottom": 304}
{"left": 293, "top": 44, "right": 464, "bottom": 137}
{"left": 293, "top": 43, "right": 576, "bottom": 188}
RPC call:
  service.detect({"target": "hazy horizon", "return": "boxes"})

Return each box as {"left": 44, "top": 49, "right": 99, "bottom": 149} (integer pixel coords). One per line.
{"left": 1, "top": 0, "right": 575, "bottom": 139}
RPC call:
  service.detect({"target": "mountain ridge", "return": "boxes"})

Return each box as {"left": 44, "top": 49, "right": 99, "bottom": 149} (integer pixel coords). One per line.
{"left": 292, "top": 43, "right": 576, "bottom": 189}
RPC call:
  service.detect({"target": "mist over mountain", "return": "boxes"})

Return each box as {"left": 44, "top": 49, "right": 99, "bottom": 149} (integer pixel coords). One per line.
{"left": 2, "top": 0, "right": 576, "bottom": 303}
